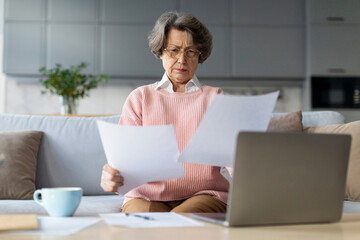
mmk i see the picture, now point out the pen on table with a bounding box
[125,213,155,221]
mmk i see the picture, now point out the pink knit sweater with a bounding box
[119,83,229,205]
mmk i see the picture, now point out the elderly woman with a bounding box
[100,11,229,213]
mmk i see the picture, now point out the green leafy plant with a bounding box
[39,62,110,114]
[39,62,109,99]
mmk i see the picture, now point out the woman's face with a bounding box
[161,28,199,92]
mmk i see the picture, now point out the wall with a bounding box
[5,76,138,114]
[0,0,5,113]
[5,78,302,114]
[1,0,303,115]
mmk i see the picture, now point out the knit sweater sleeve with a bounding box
[118,87,144,126]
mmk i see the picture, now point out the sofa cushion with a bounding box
[304,121,360,201]
[0,131,43,200]
[268,110,303,132]
[0,114,120,195]
[302,111,345,126]
[272,111,345,127]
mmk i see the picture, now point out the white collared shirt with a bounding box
[155,73,202,93]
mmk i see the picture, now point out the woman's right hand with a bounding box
[100,163,124,193]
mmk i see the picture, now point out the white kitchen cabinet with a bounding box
[232,0,304,26]
[232,27,305,77]
[4,23,45,74]
[309,0,360,76]
[100,25,162,76]
[180,0,230,26]
[231,0,305,78]
[47,24,97,72]
[101,0,177,24]
[48,0,97,22]
[3,0,306,79]
[310,0,360,24]
[5,0,45,20]
[310,25,360,76]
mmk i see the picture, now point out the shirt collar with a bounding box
[155,73,202,93]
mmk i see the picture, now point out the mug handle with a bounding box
[33,189,43,205]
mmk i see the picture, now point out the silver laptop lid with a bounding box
[227,132,351,226]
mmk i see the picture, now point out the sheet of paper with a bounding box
[100,212,204,228]
[9,216,100,235]
[178,91,279,167]
[97,121,185,195]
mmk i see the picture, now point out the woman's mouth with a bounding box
[174,68,187,73]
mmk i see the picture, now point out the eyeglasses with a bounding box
[163,47,201,59]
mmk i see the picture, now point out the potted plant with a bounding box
[39,62,110,115]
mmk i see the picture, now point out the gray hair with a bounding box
[148,11,212,63]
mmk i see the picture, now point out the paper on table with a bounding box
[178,91,279,167]
[9,216,101,235]
[100,212,204,228]
[97,121,185,195]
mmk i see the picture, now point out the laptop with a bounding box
[192,132,351,227]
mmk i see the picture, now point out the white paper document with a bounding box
[178,91,279,167]
[10,216,101,235]
[97,121,185,195]
[100,212,204,228]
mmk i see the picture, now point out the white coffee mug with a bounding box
[33,187,83,217]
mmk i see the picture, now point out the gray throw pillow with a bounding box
[0,131,43,200]
[267,110,303,132]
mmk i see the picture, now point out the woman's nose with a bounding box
[177,51,186,64]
